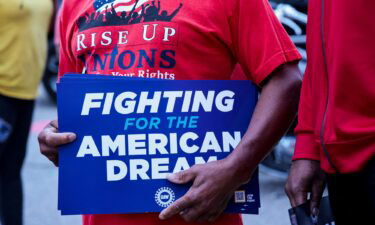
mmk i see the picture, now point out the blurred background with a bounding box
[10,0,309,224]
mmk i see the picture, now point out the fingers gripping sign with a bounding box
[159,168,197,220]
[159,160,243,223]
[38,120,77,166]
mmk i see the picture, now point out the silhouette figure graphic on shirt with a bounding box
[77,0,184,31]
[143,1,161,22]
[130,3,149,24]
[158,3,182,21]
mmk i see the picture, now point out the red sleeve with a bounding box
[58,0,77,79]
[229,0,301,85]
[292,67,320,161]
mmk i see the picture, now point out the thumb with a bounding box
[167,169,196,184]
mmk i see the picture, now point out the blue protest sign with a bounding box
[57,76,260,215]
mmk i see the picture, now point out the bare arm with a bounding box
[227,62,302,182]
[159,62,302,222]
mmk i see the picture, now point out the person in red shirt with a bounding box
[38,0,302,224]
[285,0,375,224]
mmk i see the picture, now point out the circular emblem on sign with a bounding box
[155,187,175,208]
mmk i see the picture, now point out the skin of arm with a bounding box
[158,61,302,222]
[227,62,302,182]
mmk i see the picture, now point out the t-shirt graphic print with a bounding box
[74,0,183,79]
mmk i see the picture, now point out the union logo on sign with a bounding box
[154,187,175,208]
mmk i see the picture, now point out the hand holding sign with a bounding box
[160,158,251,222]
[38,120,76,166]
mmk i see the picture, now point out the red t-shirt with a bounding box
[292,0,375,173]
[58,0,300,224]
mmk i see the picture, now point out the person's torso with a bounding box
[61,1,249,224]
[0,0,53,99]
[60,0,240,80]
[306,0,375,172]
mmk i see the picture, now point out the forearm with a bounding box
[227,62,302,182]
